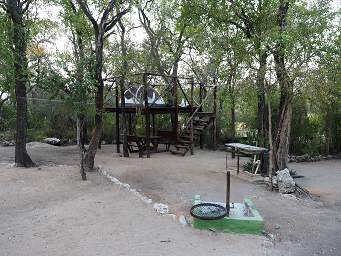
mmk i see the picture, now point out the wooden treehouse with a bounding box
[105,73,218,158]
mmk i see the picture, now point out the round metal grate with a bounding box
[190,203,227,220]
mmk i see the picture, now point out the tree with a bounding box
[1,0,35,167]
[58,0,96,179]
[138,0,190,79]
[0,11,13,118]
[272,0,332,170]
[75,0,129,171]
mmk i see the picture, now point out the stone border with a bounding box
[97,167,188,227]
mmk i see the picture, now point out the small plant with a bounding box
[243,159,254,173]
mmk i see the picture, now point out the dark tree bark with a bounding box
[227,64,237,142]
[78,114,86,180]
[5,0,35,167]
[118,18,129,157]
[256,52,268,147]
[324,103,334,154]
[76,0,129,171]
[273,0,292,171]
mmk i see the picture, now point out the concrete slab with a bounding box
[192,196,264,235]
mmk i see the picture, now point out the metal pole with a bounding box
[226,171,230,216]
[237,148,240,174]
[226,151,228,170]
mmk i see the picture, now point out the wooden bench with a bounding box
[126,135,146,158]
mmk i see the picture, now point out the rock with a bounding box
[1,140,15,147]
[43,138,61,146]
[295,155,302,162]
[303,153,310,161]
[153,203,169,215]
[178,215,188,227]
[276,168,296,194]
[272,176,278,188]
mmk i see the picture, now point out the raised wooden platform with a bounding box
[105,106,198,114]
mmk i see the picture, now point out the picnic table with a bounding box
[225,143,268,175]
[124,135,162,157]
[137,135,161,152]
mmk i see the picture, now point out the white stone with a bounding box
[178,215,188,227]
[153,203,169,214]
[43,138,61,146]
[276,168,296,194]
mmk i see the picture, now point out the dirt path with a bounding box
[290,160,341,208]
[0,164,273,256]
[1,144,341,255]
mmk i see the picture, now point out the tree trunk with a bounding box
[273,43,293,171]
[324,104,334,154]
[266,91,274,190]
[78,114,86,180]
[272,0,292,172]
[230,102,236,142]
[7,0,35,167]
[118,19,129,157]
[227,64,237,143]
[77,117,81,146]
[273,89,292,171]
[256,52,268,147]
[83,32,104,171]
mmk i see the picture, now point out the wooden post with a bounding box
[199,83,203,149]
[144,73,151,158]
[128,113,132,135]
[120,77,129,157]
[213,80,217,150]
[190,78,194,155]
[152,113,156,136]
[173,77,179,141]
[115,84,120,153]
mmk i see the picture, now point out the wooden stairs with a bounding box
[170,112,215,156]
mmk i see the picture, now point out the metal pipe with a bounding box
[226,171,230,216]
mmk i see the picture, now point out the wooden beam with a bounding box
[115,85,120,153]
[173,77,179,141]
[144,73,151,158]
[152,113,156,136]
[190,78,194,155]
[120,77,129,157]
[199,83,203,149]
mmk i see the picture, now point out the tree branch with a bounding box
[75,0,99,34]
[104,7,129,33]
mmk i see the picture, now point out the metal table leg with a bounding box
[237,148,240,175]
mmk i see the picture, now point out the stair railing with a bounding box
[184,84,218,129]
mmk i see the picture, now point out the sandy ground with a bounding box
[290,160,341,208]
[1,144,341,255]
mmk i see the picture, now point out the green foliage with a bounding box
[0,0,339,157]
[243,159,255,173]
